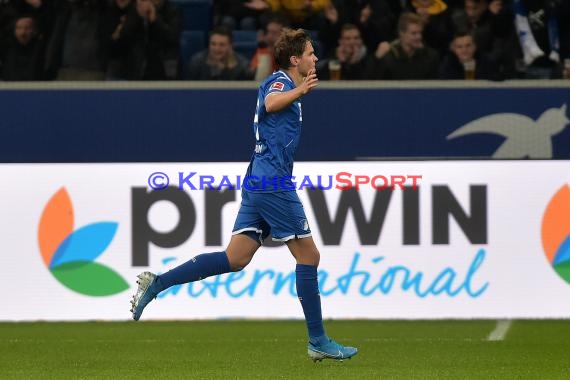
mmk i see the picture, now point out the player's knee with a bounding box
[312,249,321,267]
[225,234,259,271]
[228,256,252,272]
[298,246,320,266]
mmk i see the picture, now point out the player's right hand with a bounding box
[302,69,319,94]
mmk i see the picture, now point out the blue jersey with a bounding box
[244,70,302,192]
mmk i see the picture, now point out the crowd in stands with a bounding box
[0,0,569,81]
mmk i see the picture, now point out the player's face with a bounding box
[296,41,318,77]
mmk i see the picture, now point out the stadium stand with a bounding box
[180,30,207,79]
[232,30,258,61]
[171,0,212,32]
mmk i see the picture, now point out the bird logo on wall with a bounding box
[447,105,569,159]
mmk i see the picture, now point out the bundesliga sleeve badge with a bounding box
[270,82,285,91]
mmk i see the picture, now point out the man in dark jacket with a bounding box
[367,12,440,79]
[118,0,181,80]
[44,0,108,80]
[439,30,499,79]
[1,15,45,80]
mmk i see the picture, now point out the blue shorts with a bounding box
[232,190,312,243]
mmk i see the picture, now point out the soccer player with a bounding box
[130,28,358,362]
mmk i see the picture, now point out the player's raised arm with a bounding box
[265,69,318,113]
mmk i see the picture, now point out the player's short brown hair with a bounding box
[274,29,313,70]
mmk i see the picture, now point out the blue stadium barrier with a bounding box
[0,83,569,162]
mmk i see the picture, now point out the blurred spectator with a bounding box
[247,0,331,29]
[456,0,489,29]
[249,15,287,80]
[318,0,349,58]
[1,14,45,80]
[188,26,251,80]
[103,0,133,80]
[452,0,517,78]
[367,12,440,79]
[560,0,570,64]
[358,1,398,53]
[408,0,454,56]
[214,0,270,31]
[44,0,107,80]
[118,0,181,80]
[318,23,371,79]
[513,0,566,79]
[0,0,54,41]
[319,1,397,57]
[439,30,498,79]
[443,0,465,10]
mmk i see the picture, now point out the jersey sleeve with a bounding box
[264,77,294,100]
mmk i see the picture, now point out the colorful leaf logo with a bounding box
[38,188,129,296]
[541,184,570,284]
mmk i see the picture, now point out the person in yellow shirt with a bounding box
[245,0,330,29]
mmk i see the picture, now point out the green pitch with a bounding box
[1,320,569,379]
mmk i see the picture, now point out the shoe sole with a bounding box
[308,348,357,362]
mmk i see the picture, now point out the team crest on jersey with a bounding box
[270,82,285,91]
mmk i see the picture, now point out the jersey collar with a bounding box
[276,70,295,87]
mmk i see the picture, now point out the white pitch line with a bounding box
[487,320,512,341]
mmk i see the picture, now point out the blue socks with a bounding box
[296,264,326,344]
[155,255,327,344]
[156,251,230,291]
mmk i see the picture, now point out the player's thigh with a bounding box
[286,236,320,266]
[256,191,312,241]
[232,191,272,242]
[226,234,260,271]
